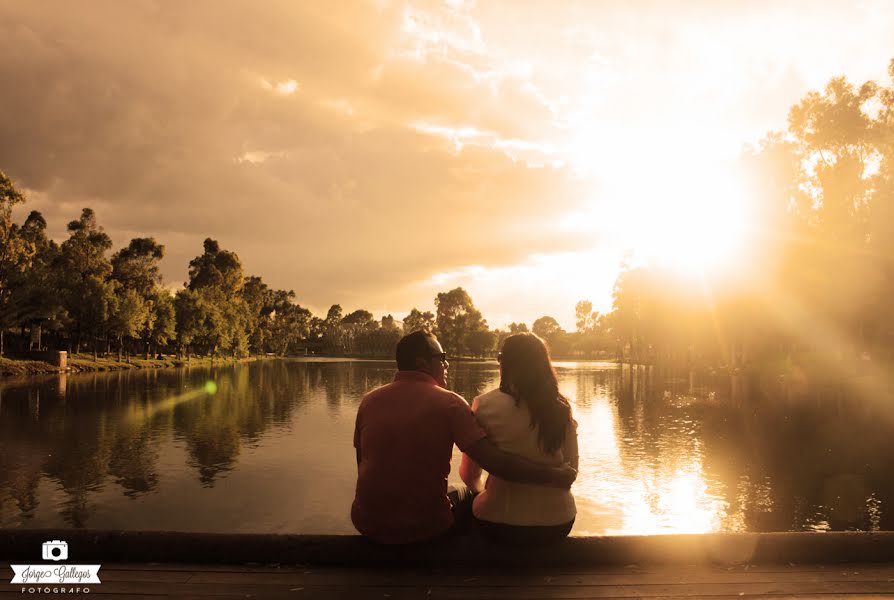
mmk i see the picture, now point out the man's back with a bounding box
[351,371,485,544]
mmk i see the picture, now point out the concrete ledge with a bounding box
[2,531,894,566]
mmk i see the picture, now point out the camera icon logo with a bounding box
[42,540,68,562]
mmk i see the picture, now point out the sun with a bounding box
[609,167,752,275]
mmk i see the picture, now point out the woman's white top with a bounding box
[470,388,578,526]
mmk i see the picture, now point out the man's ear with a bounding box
[414,356,429,371]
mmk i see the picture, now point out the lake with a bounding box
[1,358,893,534]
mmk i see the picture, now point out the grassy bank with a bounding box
[0,354,256,377]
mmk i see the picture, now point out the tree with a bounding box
[185,239,250,357]
[467,328,496,357]
[111,238,165,296]
[322,304,346,354]
[308,316,326,344]
[242,276,274,354]
[435,287,488,356]
[15,211,63,331]
[575,301,596,333]
[342,309,374,326]
[58,208,115,357]
[269,302,312,356]
[174,288,203,359]
[108,286,149,361]
[507,322,528,334]
[111,237,168,358]
[402,308,435,333]
[339,309,377,354]
[532,316,564,340]
[325,304,343,326]
[147,290,176,356]
[188,238,244,298]
[0,171,29,356]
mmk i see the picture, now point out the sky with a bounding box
[2,1,892,330]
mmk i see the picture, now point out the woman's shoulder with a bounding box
[473,388,517,414]
[474,387,513,404]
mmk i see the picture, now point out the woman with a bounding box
[460,332,578,544]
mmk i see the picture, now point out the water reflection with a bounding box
[0,359,893,533]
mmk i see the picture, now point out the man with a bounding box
[351,330,576,544]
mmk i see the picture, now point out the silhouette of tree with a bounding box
[402,307,435,333]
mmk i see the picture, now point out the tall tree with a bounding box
[111,238,165,296]
[242,276,274,354]
[108,286,149,361]
[322,304,346,354]
[111,237,167,358]
[58,208,115,357]
[174,288,203,359]
[342,309,374,326]
[147,289,176,357]
[575,301,596,333]
[435,287,487,356]
[402,308,435,333]
[0,171,29,356]
[184,239,250,357]
[507,322,528,334]
[269,302,312,356]
[532,316,563,340]
[12,211,63,350]
[188,238,244,298]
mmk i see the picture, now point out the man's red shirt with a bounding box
[351,371,487,544]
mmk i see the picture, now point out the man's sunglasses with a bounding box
[430,352,448,362]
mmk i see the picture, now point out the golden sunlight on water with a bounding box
[558,367,728,535]
[5,361,892,533]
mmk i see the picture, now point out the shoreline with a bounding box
[0,353,619,377]
[0,355,258,377]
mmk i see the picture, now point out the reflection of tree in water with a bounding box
[322,362,348,409]
[0,363,309,520]
[43,427,113,527]
[108,425,160,496]
[603,365,894,532]
[0,375,111,526]
[175,369,250,485]
[306,361,394,410]
[173,361,306,485]
[733,395,894,532]
[0,436,44,522]
[612,365,692,469]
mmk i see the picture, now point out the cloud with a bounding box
[0,0,591,318]
[2,0,892,322]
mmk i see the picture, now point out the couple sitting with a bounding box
[351,330,579,545]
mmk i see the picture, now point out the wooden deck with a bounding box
[5,561,894,598]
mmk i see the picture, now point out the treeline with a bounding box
[0,192,403,360]
[608,60,894,371]
[0,186,610,360]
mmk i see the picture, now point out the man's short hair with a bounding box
[396,331,437,370]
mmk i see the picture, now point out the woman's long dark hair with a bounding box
[498,332,572,454]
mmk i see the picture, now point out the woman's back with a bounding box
[471,388,578,527]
